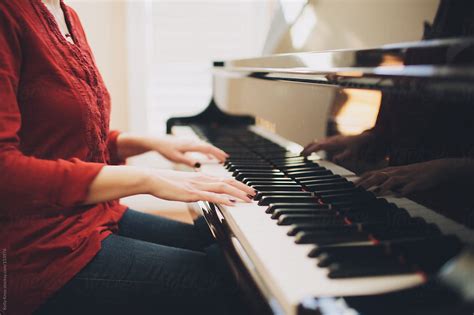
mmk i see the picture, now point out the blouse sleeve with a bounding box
[0,8,104,217]
[107,130,126,165]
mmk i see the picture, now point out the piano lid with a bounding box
[215,37,474,83]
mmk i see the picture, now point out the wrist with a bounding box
[117,133,158,159]
[132,167,155,195]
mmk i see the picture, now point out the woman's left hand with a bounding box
[355,159,462,196]
[151,136,228,167]
[117,133,228,167]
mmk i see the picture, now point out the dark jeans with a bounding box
[36,209,244,315]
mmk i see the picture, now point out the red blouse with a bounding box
[0,1,127,314]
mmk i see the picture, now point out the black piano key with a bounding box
[228,165,275,172]
[294,230,370,245]
[327,260,413,278]
[329,198,386,209]
[234,167,281,173]
[233,169,282,177]
[334,198,389,211]
[253,185,303,192]
[296,174,344,183]
[258,196,318,206]
[368,223,440,241]
[308,244,386,258]
[316,186,365,195]
[266,203,330,214]
[272,157,307,163]
[300,176,347,185]
[287,223,362,236]
[225,160,267,166]
[243,177,294,185]
[247,179,298,186]
[283,166,327,173]
[317,250,388,268]
[236,172,286,181]
[346,213,409,226]
[254,191,312,201]
[264,152,302,159]
[312,236,462,274]
[320,191,375,203]
[235,170,285,176]
[255,152,291,157]
[226,163,267,169]
[306,181,354,192]
[341,204,405,217]
[224,151,254,155]
[277,214,343,226]
[278,163,319,170]
[271,208,335,219]
[273,162,311,168]
[288,170,333,178]
[225,159,268,163]
[388,235,463,273]
[254,148,288,153]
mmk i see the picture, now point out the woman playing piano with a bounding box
[0,1,254,314]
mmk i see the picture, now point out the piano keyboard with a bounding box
[173,125,474,315]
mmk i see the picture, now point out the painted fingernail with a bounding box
[194,162,201,168]
[229,199,236,203]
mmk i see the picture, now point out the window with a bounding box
[127,0,275,134]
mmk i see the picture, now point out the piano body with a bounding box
[167,36,474,315]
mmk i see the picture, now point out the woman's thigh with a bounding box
[36,234,241,315]
[118,208,215,251]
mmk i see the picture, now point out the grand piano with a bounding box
[166,35,474,315]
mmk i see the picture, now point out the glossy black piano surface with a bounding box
[167,37,474,315]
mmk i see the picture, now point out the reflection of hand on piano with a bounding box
[301,132,376,163]
[356,158,474,197]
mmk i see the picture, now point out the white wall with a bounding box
[67,0,130,132]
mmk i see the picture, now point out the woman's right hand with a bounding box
[147,170,256,206]
[85,166,256,206]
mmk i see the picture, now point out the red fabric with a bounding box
[107,130,126,165]
[0,1,127,314]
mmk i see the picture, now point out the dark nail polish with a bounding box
[230,199,236,203]
[194,162,201,168]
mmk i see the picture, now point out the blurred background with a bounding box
[68,0,438,135]
[67,0,439,215]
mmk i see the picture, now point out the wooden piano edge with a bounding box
[195,200,276,315]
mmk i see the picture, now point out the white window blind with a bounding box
[128,0,275,134]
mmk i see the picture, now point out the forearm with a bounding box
[84,165,151,204]
[115,133,157,160]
